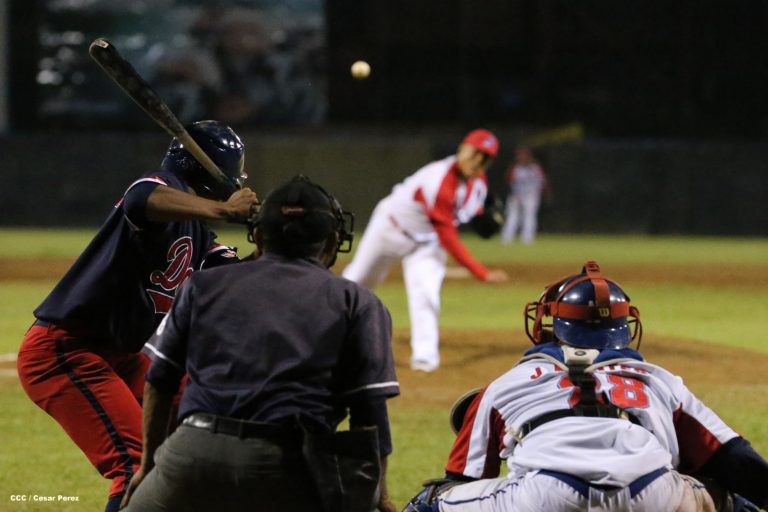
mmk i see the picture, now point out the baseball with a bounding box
[350,60,371,80]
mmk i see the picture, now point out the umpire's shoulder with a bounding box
[333,273,388,313]
[190,259,248,286]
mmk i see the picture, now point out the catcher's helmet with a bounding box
[254,174,354,257]
[524,261,642,350]
[161,120,246,201]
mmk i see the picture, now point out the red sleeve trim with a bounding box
[445,387,504,478]
[446,387,486,475]
[673,405,724,472]
[482,408,505,478]
[433,222,488,280]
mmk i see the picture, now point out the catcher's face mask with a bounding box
[524,260,642,350]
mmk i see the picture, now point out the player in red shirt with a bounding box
[342,129,508,372]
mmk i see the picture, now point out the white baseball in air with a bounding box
[351,60,371,79]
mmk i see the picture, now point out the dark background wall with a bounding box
[325,0,768,138]
[2,129,765,236]
[3,1,768,235]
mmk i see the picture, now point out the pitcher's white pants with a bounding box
[501,192,541,244]
[342,205,446,370]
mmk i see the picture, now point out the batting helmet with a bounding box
[161,120,246,201]
[524,261,642,350]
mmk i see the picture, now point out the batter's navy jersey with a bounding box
[34,170,237,352]
[143,253,400,431]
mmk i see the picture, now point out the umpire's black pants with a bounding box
[123,423,318,511]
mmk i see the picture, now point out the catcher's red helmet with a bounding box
[524,261,642,349]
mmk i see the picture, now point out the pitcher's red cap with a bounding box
[462,129,499,157]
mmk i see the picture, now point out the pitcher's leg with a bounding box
[342,210,405,288]
[403,244,446,371]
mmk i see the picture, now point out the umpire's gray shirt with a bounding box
[143,253,399,431]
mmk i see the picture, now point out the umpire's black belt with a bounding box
[182,413,298,440]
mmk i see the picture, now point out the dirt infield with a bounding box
[3,327,765,410]
[0,257,73,281]
[2,257,767,287]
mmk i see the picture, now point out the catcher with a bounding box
[404,261,768,512]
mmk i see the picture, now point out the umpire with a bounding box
[122,175,400,512]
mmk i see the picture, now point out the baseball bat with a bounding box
[88,37,231,187]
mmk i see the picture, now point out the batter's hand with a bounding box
[224,187,259,221]
[485,268,509,283]
[119,465,147,510]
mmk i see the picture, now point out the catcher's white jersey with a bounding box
[447,345,739,487]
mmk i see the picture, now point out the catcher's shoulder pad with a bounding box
[449,387,483,434]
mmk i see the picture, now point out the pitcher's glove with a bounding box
[469,192,504,239]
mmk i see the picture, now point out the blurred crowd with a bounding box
[37,3,327,126]
[148,7,327,125]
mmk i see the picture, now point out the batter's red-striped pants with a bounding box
[17,321,147,504]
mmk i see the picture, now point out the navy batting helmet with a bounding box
[524,261,642,350]
[161,120,246,201]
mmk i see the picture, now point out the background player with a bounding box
[122,175,399,512]
[500,145,550,245]
[405,261,768,511]
[16,120,259,512]
[342,129,509,373]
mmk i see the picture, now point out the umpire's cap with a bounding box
[257,175,354,254]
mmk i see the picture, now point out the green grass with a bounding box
[0,387,104,510]
[1,228,767,510]
[5,227,763,266]
[376,280,768,354]
[458,233,768,266]
[634,284,768,353]
[0,283,52,354]
[0,228,94,258]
